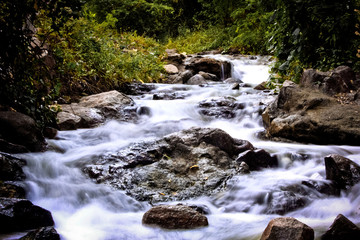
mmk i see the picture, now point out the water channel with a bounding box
[12,55,360,239]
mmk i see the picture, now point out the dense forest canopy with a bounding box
[1,0,360,126]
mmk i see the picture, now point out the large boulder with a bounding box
[321,214,360,240]
[262,84,360,145]
[142,205,208,229]
[57,90,137,130]
[324,154,360,190]
[300,66,356,95]
[186,57,232,80]
[260,217,314,240]
[0,111,46,153]
[0,198,54,233]
[83,127,276,203]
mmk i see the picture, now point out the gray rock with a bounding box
[301,66,356,95]
[262,84,360,145]
[187,74,207,85]
[260,217,314,240]
[84,127,257,202]
[198,96,245,119]
[142,205,208,229]
[236,149,278,171]
[57,90,136,130]
[164,64,179,74]
[325,154,360,190]
[0,111,46,153]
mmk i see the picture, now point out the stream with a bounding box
[11,55,360,239]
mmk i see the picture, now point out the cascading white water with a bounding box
[7,55,360,240]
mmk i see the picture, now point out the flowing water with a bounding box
[8,55,360,239]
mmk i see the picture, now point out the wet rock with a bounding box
[231,83,240,90]
[266,191,307,215]
[321,214,360,240]
[120,82,155,95]
[198,97,245,119]
[0,111,46,153]
[262,84,360,145]
[301,66,356,96]
[57,90,137,130]
[0,182,26,198]
[324,154,360,190]
[0,198,54,233]
[84,127,257,202]
[136,106,151,116]
[43,127,57,139]
[198,71,219,82]
[19,226,60,240]
[187,74,207,85]
[301,180,340,196]
[153,92,187,100]
[142,205,208,229]
[254,81,268,90]
[176,70,194,84]
[260,217,314,240]
[0,153,26,181]
[225,78,243,84]
[164,64,179,74]
[235,149,278,171]
[186,57,231,80]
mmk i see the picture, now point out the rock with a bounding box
[19,226,60,240]
[186,57,232,80]
[198,71,219,82]
[153,92,187,100]
[231,83,240,90]
[236,149,278,171]
[265,191,307,215]
[43,127,57,139]
[84,127,257,202]
[301,180,340,196]
[164,49,186,66]
[164,64,179,74]
[0,182,26,198]
[254,81,268,90]
[262,84,360,145]
[142,205,208,229]
[120,82,155,95]
[0,153,26,181]
[0,111,46,153]
[324,154,360,189]
[321,214,360,240]
[177,70,194,84]
[0,198,54,233]
[260,217,314,240]
[57,90,136,130]
[187,74,207,85]
[225,78,243,84]
[136,106,151,116]
[300,66,356,95]
[198,97,245,119]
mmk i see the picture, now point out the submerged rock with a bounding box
[260,217,314,240]
[324,154,360,190]
[0,111,46,153]
[142,205,208,229]
[57,90,137,130]
[198,96,245,119]
[84,127,276,203]
[321,214,360,240]
[0,198,54,233]
[262,84,360,145]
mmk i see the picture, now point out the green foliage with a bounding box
[0,0,83,127]
[45,11,166,97]
[265,0,360,81]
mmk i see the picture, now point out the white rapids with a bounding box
[6,55,360,240]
